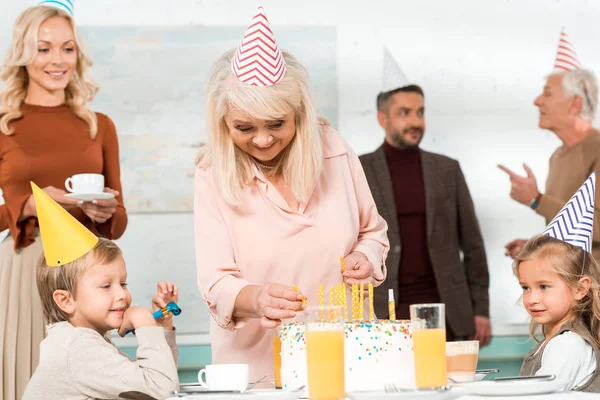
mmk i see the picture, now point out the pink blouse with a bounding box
[194,125,389,383]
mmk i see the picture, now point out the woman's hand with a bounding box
[77,187,120,224]
[235,283,305,329]
[256,283,305,328]
[152,280,179,331]
[341,251,375,287]
[21,186,79,220]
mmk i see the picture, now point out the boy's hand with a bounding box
[152,281,179,330]
[118,306,156,337]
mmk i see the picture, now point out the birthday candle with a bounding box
[292,284,306,305]
[359,282,364,321]
[352,284,358,320]
[319,284,324,307]
[368,283,374,320]
[339,256,346,272]
[350,284,353,320]
[351,284,355,320]
[329,285,334,306]
[342,284,348,321]
[388,289,396,320]
[319,284,324,321]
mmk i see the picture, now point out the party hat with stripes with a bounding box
[554,28,581,71]
[232,6,287,86]
[39,0,74,15]
[542,173,595,253]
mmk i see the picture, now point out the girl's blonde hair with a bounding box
[36,238,123,324]
[196,49,324,206]
[513,235,600,353]
[0,5,99,137]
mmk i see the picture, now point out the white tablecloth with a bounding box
[167,389,598,399]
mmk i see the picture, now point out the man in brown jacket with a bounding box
[359,85,491,345]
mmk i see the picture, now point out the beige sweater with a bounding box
[22,322,179,400]
[537,130,600,260]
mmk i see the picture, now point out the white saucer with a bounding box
[65,192,115,201]
[456,379,564,396]
[347,388,457,400]
[169,388,301,399]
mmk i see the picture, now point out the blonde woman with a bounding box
[194,8,389,384]
[0,4,127,398]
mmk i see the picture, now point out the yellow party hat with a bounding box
[31,182,98,266]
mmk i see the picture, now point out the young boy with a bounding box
[23,183,179,399]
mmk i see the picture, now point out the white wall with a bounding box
[2,0,599,344]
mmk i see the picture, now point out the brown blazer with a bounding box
[359,145,489,337]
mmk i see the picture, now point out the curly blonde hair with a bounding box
[0,5,99,137]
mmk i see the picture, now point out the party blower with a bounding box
[125,301,182,335]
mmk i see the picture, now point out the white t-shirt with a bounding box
[535,331,596,391]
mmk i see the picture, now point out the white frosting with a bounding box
[279,320,415,392]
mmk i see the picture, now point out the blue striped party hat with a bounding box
[39,0,74,15]
[542,173,596,253]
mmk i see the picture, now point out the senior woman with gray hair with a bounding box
[499,67,600,259]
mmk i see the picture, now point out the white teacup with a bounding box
[65,173,104,194]
[197,364,249,392]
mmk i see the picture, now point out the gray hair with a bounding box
[553,69,598,121]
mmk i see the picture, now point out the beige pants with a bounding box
[0,233,45,400]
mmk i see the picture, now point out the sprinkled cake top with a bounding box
[280,319,412,344]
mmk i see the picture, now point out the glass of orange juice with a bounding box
[410,303,447,389]
[305,306,345,400]
[272,327,282,389]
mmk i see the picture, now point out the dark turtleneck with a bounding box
[382,141,440,321]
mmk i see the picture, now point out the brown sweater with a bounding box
[0,104,127,248]
[537,130,600,260]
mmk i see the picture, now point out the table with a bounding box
[167,389,598,399]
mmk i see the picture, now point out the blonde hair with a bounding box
[513,235,600,353]
[196,49,324,206]
[36,238,122,324]
[0,5,99,137]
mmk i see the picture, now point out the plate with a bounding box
[347,388,458,400]
[65,192,115,201]
[456,379,565,396]
[169,388,301,399]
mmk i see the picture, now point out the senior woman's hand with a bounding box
[234,283,305,328]
[341,251,375,287]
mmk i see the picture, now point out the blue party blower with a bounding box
[125,301,182,335]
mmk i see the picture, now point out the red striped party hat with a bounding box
[232,6,287,86]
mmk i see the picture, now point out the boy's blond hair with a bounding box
[36,238,122,324]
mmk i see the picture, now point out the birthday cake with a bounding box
[279,320,415,392]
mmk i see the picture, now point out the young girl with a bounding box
[514,234,600,392]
